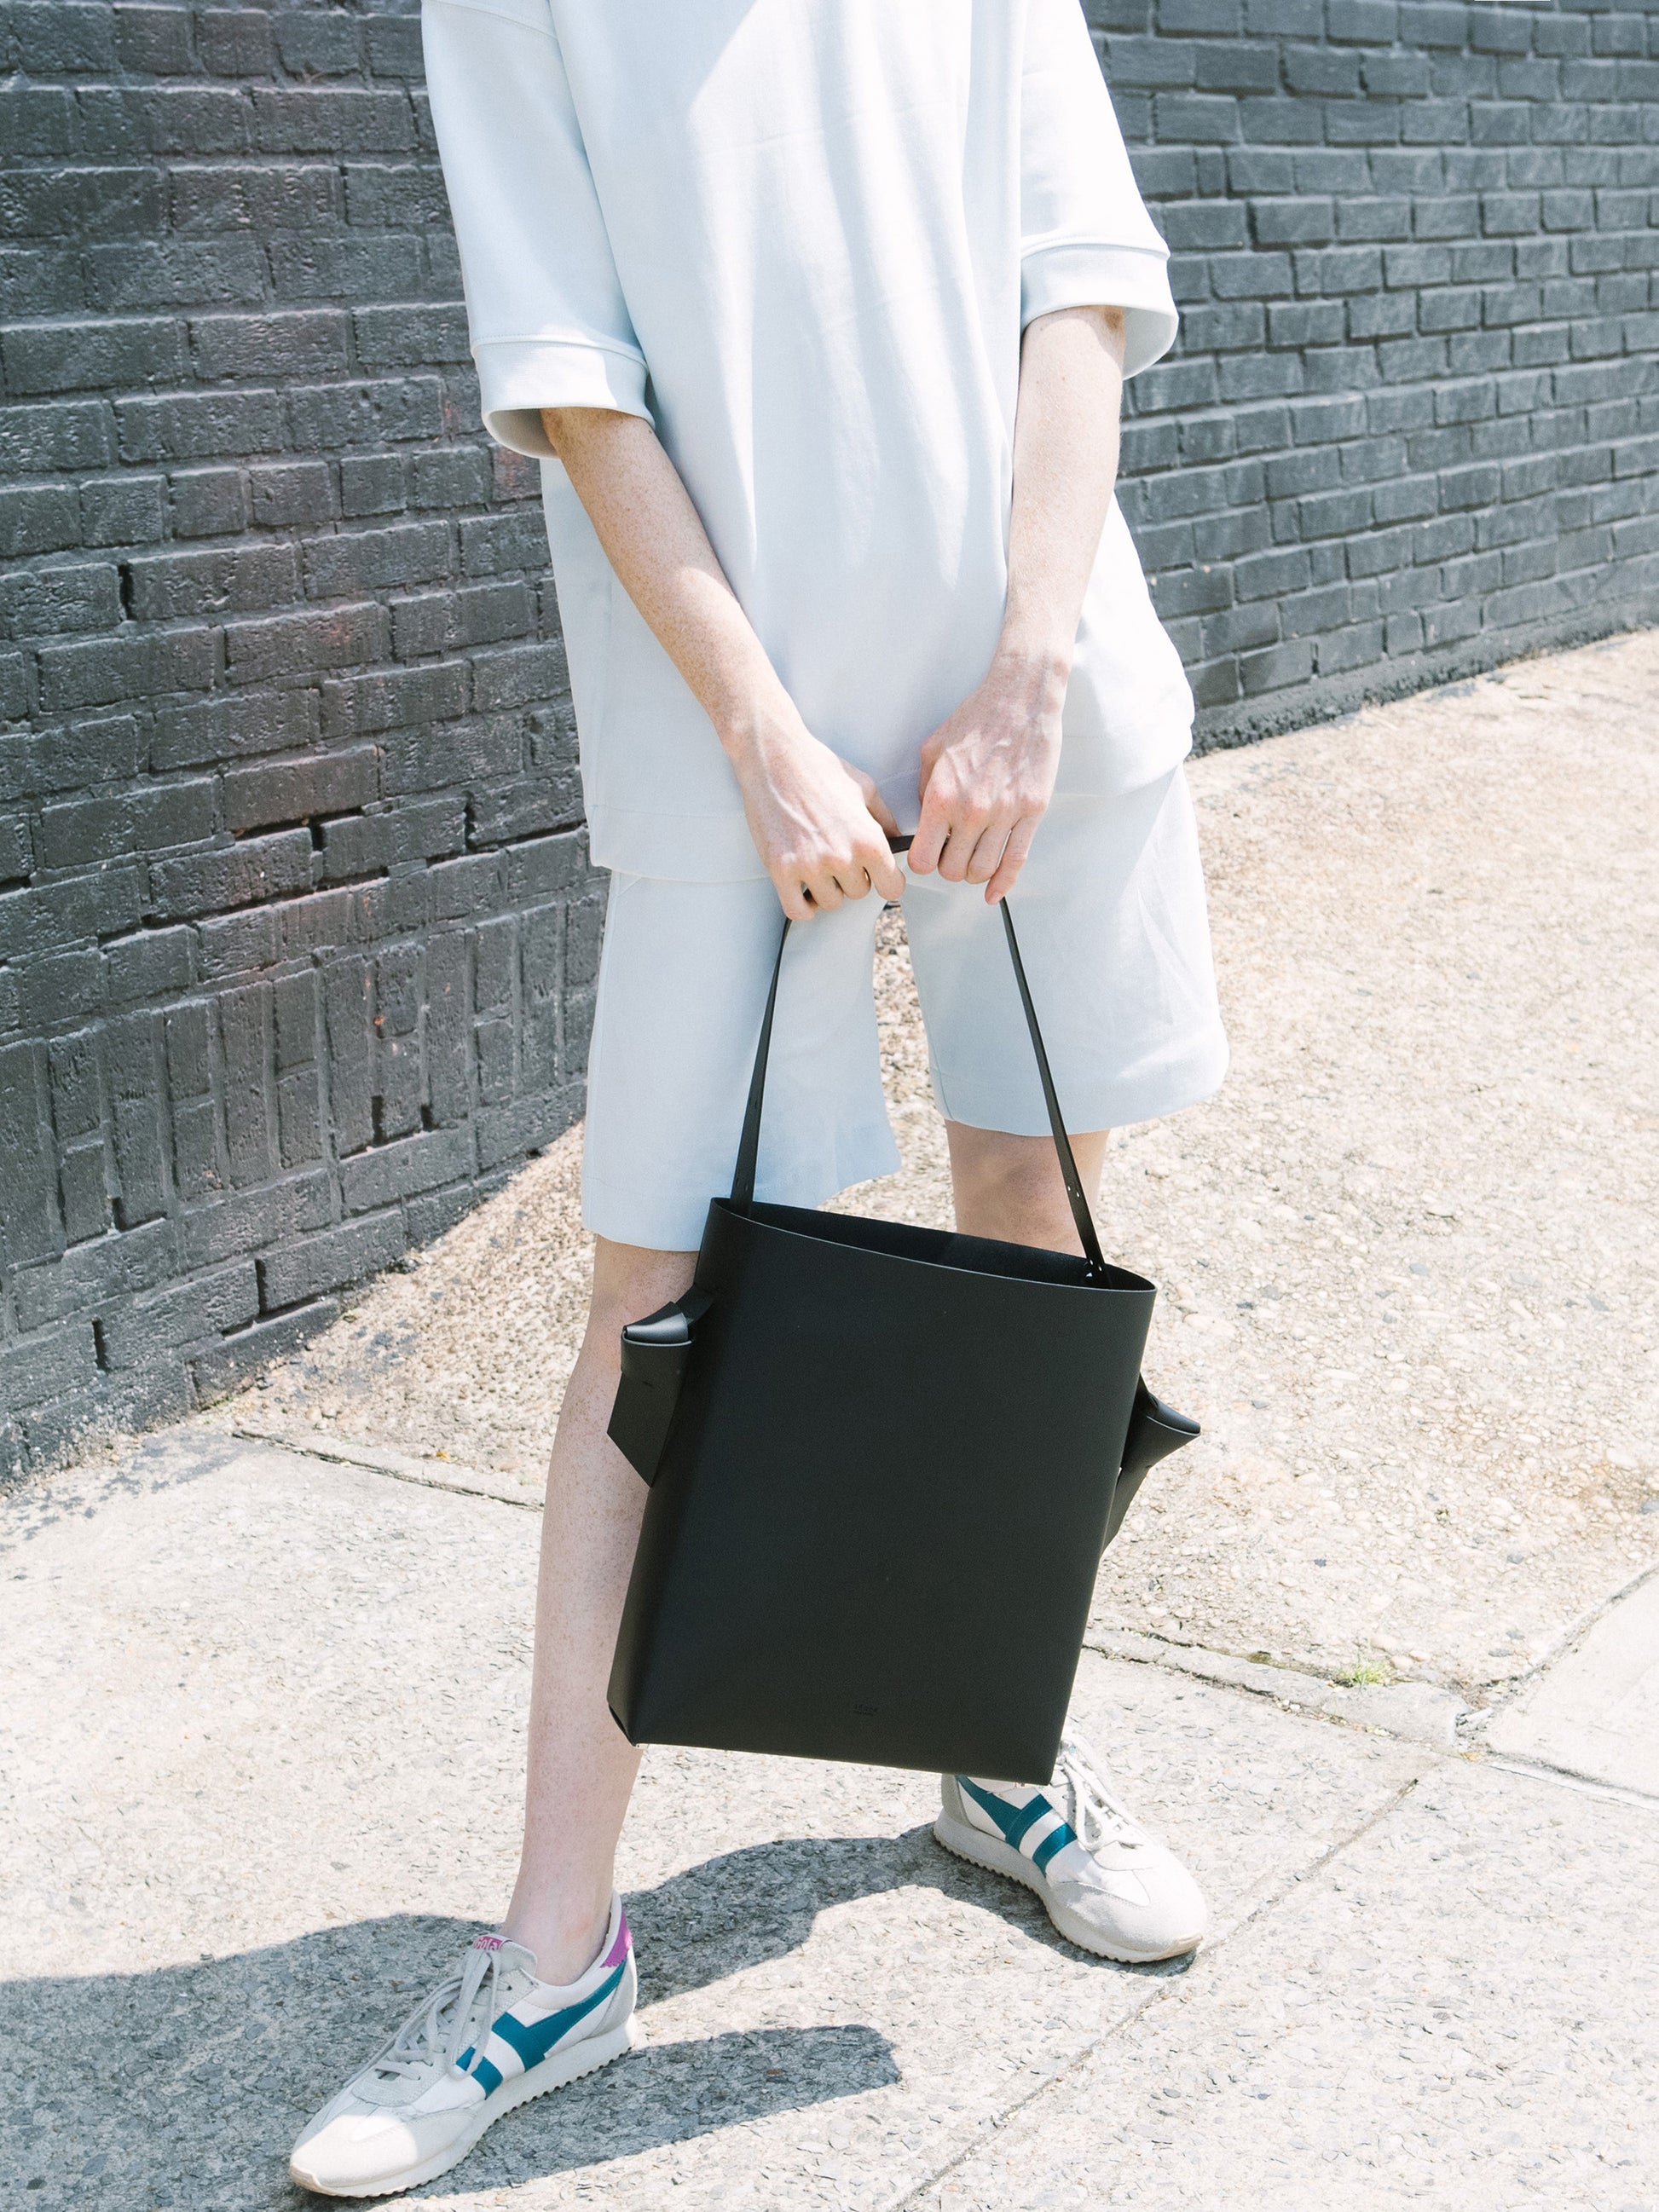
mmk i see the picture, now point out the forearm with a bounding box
[542,404,902,915]
[998,305,1125,681]
[540,406,787,754]
[908,304,1126,898]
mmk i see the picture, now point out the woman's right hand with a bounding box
[725,707,906,920]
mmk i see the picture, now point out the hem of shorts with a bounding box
[928,1027,1229,1136]
[587,804,766,885]
[581,1121,902,1251]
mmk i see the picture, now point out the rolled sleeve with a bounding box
[423,0,650,458]
[1020,0,1178,378]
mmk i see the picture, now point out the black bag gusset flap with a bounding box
[608,1288,713,1485]
[1102,1380,1199,1551]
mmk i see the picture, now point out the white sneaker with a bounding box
[935,1731,1207,1963]
[288,1896,637,2198]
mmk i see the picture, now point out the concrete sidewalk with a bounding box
[6,634,1658,2208]
[3,1430,1656,2211]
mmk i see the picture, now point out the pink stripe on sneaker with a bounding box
[602,1908,632,1969]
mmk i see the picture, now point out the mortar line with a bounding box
[885,1772,1427,2212]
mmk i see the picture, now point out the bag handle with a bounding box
[730,840,1112,1285]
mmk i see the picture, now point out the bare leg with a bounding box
[500,1236,695,1984]
[945,1122,1110,1250]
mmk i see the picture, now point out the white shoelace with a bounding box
[372,1943,507,2085]
[1054,1733,1148,1857]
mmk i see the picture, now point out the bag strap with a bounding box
[731,843,1112,1284]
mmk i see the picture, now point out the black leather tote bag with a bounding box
[606,886,1198,1781]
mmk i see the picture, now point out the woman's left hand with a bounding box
[907,649,1066,904]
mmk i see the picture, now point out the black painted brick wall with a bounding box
[0,0,599,1481]
[1094,0,1659,733]
[2,0,1656,1479]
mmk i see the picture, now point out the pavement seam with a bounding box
[1455,1553,1659,1732]
[884,1770,1430,2212]
[227,1422,541,1510]
[1483,1754,1659,1816]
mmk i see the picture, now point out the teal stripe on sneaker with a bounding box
[1031,1820,1077,1874]
[469,2053,503,2095]
[491,1961,624,2074]
[958,1776,1050,1851]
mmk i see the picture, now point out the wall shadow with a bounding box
[5,1821,1178,2208]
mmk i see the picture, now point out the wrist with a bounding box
[714,684,806,770]
[990,635,1072,709]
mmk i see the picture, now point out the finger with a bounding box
[907,788,951,875]
[852,771,901,842]
[964,817,1015,886]
[862,787,902,835]
[985,813,1039,904]
[805,867,845,912]
[936,811,990,882]
[774,870,815,922]
[856,834,907,902]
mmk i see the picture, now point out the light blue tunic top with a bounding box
[423,0,1194,878]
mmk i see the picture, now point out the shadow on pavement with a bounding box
[7,1824,1176,2207]
[2,1833,910,2209]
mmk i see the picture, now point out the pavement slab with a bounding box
[2,1437,1430,2212]
[909,1759,1659,2212]
[1484,1568,1659,1796]
[223,629,1659,1699]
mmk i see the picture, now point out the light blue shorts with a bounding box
[581,771,1228,1250]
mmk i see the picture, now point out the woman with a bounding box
[290,0,1227,2193]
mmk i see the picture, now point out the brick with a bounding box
[11,1216,176,1330]
[80,473,165,547]
[115,387,285,463]
[224,602,387,686]
[178,1167,332,1271]
[251,87,413,155]
[0,1040,61,1264]
[248,461,334,529]
[171,162,336,234]
[286,374,445,449]
[189,1297,340,1403]
[340,1123,472,1214]
[37,627,217,713]
[147,829,314,921]
[0,483,81,559]
[102,925,194,1006]
[458,511,548,580]
[3,317,185,396]
[169,466,248,539]
[0,165,163,243]
[96,1261,261,1367]
[111,6,194,74]
[191,309,349,381]
[321,661,468,742]
[124,542,298,622]
[339,453,407,517]
[0,1323,96,1411]
[39,779,216,869]
[257,1209,406,1312]
[223,747,379,834]
[0,562,121,648]
[152,687,318,771]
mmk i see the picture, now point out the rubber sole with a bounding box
[288,2016,639,2199]
[933,1812,1204,1965]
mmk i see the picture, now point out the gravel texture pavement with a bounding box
[228,629,1659,1703]
[4,1435,1654,2210]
